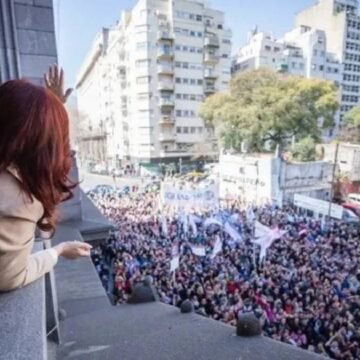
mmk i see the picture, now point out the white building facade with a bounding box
[219,153,333,207]
[295,0,360,130]
[232,26,342,138]
[76,0,232,169]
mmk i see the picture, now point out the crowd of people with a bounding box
[89,187,360,360]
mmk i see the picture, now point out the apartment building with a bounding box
[76,0,232,169]
[295,0,360,128]
[232,27,342,138]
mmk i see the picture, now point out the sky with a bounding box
[53,0,316,87]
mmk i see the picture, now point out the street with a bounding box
[78,170,143,192]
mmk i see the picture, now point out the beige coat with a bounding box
[0,168,56,291]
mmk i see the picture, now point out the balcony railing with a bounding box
[159,98,175,107]
[158,81,174,91]
[157,64,174,74]
[159,132,175,142]
[204,69,218,78]
[159,115,175,125]
[204,36,220,48]
[204,52,220,63]
[158,47,174,59]
[158,30,174,41]
[204,84,217,94]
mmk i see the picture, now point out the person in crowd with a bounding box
[0,66,92,292]
[89,187,360,360]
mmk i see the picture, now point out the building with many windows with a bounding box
[232,25,342,138]
[295,0,360,127]
[76,0,232,169]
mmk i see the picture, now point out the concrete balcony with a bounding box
[158,80,174,91]
[159,132,176,142]
[204,52,220,64]
[158,30,174,41]
[159,115,175,125]
[157,63,174,75]
[157,47,174,59]
[204,69,218,79]
[159,98,175,108]
[204,84,217,95]
[204,35,220,48]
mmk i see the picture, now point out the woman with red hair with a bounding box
[0,67,92,291]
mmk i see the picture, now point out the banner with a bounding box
[204,217,223,228]
[161,216,168,236]
[161,183,219,209]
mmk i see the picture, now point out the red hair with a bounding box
[0,79,76,233]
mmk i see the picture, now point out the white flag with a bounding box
[190,245,206,257]
[253,222,286,262]
[161,216,168,236]
[224,222,243,242]
[170,256,180,272]
[188,215,198,236]
[204,217,223,228]
[210,236,222,259]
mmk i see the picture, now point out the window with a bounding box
[312,64,317,70]
[197,32,203,37]
[176,94,181,99]
[319,65,324,71]
[190,31,195,37]
[183,78,189,84]
[176,78,181,84]
[176,110,182,117]
[274,47,280,53]
[175,61,181,68]
[183,127,189,134]
[183,94,189,100]
[177,127,182,134]
[292,62,296,68]
[190,79,196,85]
[196,15,202,21]
[191,127,196,134]
[313,49,318,56]
[222,54,229,58]
[197,79,203,85]
[189,46,196,53]
[222,39,231,44]
[265,45,271,51]
[197,127,203,134]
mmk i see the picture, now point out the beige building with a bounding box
[76,0,232,169]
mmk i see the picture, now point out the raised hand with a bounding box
[44,64,73,103]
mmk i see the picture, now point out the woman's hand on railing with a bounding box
[54,241,92,260]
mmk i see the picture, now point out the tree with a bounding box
[291,136,317,162]
[338,106,360,143]
[199,69,339,152]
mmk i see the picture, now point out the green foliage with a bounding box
[199,69,339,152]
[338,106,360,143]
[291,136,317,162]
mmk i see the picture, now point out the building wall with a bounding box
[219,153,332,206]
[0,0,57,85]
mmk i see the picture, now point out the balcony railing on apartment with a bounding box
[159,132,175,142]
[204,35,220,48]
[157,47,174,59]
[204,84,217,94]
[204,69,218,79]
[158,30,174,41]
[157,63,174,74]
[158,80,174,91]
[159,98,175,107]
[204,52,220,63]
[159,115,175,125]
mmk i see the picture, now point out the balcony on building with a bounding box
[159,114,175,125]
[158,80,174,91]
[158,30,174,41]
[204,34,220,48]
[159,132,175,142]
[158,45,174,59]
[204,82,217,95]
[204,50,220,64]
[159,96,175,108]
[157,62,174,75]
[204,68,218,79]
